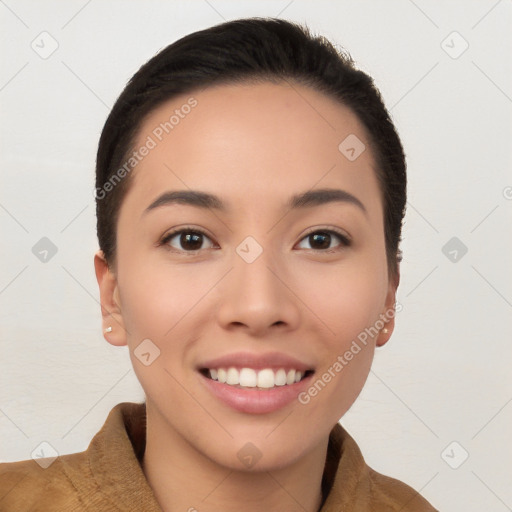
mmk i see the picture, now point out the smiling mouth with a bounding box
[200,367,315,389]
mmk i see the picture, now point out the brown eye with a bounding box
[297,230,351,251]
[161,229,215,252]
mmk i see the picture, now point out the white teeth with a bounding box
[226,367,239,385]
[206,367,309,389]
[275,368,287,386]
[239,368,257,387]
[257,369,275,388]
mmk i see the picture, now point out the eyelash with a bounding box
[158,226,352,255]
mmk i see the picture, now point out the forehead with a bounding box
[123,81,381,218]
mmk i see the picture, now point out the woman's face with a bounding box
[96,81,397,471]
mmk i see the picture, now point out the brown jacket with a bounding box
[0,402,437,511]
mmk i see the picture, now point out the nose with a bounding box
[214,244,301,336]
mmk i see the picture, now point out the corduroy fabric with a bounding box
[0,402,437,511]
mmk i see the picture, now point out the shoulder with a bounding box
[324,423,438,511]
[366,466,438,511]
[0,450,98,512]
[0,402,151,512]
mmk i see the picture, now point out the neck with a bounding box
[141,403,329,512]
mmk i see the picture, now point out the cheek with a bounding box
[297,268,382,410]
[298,344,375,430]
[117,257,220,393]
[117,265,200,404]
[303,257,386,338]
[294,261,384,418]
[117,250,209,337]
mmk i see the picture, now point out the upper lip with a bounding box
[198,351,315,372]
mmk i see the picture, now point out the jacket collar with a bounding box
[88,402,162,510]
[88,401,367,511]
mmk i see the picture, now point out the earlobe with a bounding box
[376,267,400,348]
[376,321,393,347]
[94,250,128,347]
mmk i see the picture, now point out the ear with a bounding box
[94,250,127,346]
[376,267,400,348]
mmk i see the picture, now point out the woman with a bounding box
[0,17,437,511]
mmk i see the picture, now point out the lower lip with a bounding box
[198,372,314,414]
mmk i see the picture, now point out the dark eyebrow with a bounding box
[142,188,366,216]
[142,190,227,216]
[286,188,367,215]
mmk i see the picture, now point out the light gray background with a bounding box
[1,1,511,510]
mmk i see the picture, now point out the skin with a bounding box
[94,81,399,512]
